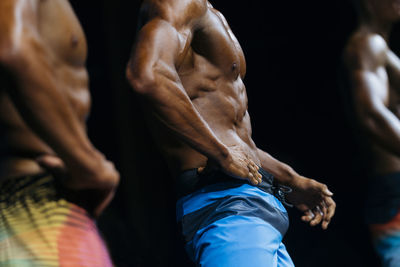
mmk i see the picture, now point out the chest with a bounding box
[37,0,87,66]
[185,9,246,79]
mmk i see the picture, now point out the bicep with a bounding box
[351,69,388,118]
[127,19,182,90]
[0,0,39,62]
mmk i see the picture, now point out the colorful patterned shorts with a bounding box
[366,172,400,267]
[0,173,113,267]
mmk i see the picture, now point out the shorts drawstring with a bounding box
[272,184,293,208]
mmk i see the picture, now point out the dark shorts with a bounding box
[176,168,294,267]
[365,172,400,266]
[365,172,400,224]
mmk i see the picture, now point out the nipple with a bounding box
[232,62,238,71]
[71,35,79,48]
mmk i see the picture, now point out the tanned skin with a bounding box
[344,0,400,176]
[0,0,119,217]
[127,0,335,229]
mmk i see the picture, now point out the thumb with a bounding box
[322,185,333,197]
[199,158,219,174]
[36,155,66,172]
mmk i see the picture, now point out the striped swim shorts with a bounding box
[0,173,113,267]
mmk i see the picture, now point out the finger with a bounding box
[301,210,314,222]
[321,184,333,197]
[322,197,336,229]
[92,188,116,218]
[248,163,257,173]
[253,163,260,174]
[36,155,65,170]
[249,172,259,185]
[310,206,323,226]
[257,172,262,183]
[248,160,258,170]
[248,162,262,183]
[197,166,205,173]
[249,166,261,184]
[248,170,260,184]
[251,164,262,179]
[320,202,328,229]
[253,172,261,185]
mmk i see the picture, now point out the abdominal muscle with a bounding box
[0,92,53,180]
[370,143,400,176]
[155,77,260,176]
[0,76,90,181]
[159,124,260,177]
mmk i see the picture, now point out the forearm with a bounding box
[140,76,229,162]
[2,49,101,185]
[352,69,400,156]
[360,105,400,157]
[257,148,298,186]
[128,19,229,164]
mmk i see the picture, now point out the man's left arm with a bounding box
[257,148,336,230]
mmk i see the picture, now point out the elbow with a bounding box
[357,106,383,132]
[0,45,21,76]
[0,41,30,70]
[0,30,39,67]
[126,62,156,96]
[0,43,14,66]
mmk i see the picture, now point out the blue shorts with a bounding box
[176,169,294,267]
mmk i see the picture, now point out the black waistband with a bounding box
[177,168,293,207]
[176,167,274,198]
[0,172,54,203]
[365,172,400,224]
[0,172,50,191]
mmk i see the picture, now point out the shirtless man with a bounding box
[127,0,336,266]
[0,0,119,266]
[344,0,400,266]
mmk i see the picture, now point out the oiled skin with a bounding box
[127,0,335,229]
[344,0,400,176]
[0,0,119,216]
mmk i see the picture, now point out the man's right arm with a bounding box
[126,18,261,184]
[0,0,118,192]
[346,37,400,157]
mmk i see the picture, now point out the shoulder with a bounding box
[140,0,208,30]
[0,0,39,62]
[344,32,388,70]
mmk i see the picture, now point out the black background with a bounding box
[68,0,400,266]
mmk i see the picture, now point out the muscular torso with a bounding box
[346,32,400,176]
[0,0,90,178]
[371,55,400,175]
[142,1,260,175]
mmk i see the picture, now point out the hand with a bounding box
[286,175,336,230]
[37,154,120,218]
[216,145,262,185]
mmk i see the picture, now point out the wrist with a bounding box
[64,144,97,169]
[211,143,230,165]
[64,149,108,188]
[274,165,298,186]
